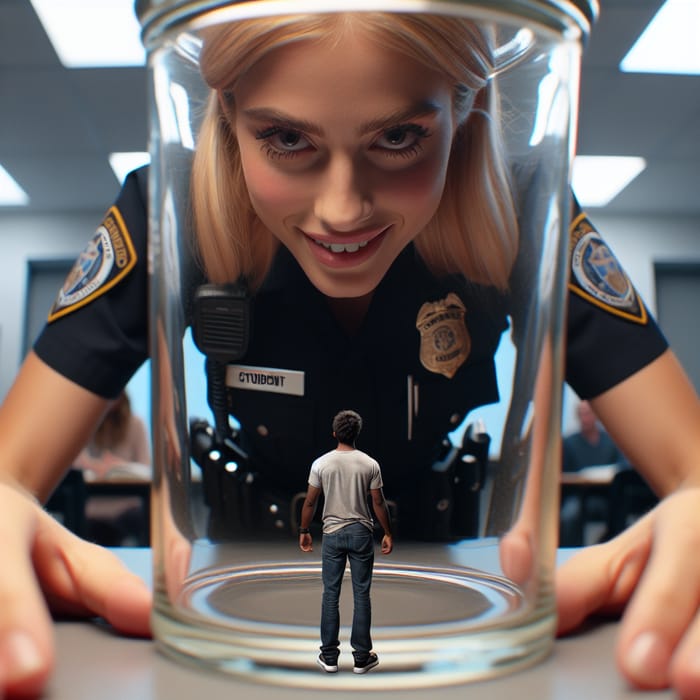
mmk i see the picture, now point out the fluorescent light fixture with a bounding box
[0,165,29,206]
[621,0,700,75]
[572,156,647,208]
[109,152,151,183]
[30,0,145,68]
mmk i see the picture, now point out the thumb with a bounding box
[556,521,652,636]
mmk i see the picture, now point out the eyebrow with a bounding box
[359,101,442,134]
[241,100,442,137]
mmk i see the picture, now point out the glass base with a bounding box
[153,562,555,689]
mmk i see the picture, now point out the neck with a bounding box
[325,292,374,336]
[336,442,354,451]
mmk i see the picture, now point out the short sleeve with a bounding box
[308,460,322,489]
[369,462,384,490]
[33,168,150,398]
[564,203,668,399]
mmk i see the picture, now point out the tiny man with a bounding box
[299,409,393,675]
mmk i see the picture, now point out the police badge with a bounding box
[416,292,470,379]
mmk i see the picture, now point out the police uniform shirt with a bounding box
[226,242,507,491]
[34,168,669,490]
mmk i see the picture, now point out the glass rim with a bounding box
[135,0,599,55]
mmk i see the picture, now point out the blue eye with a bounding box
[256,127,312,158]
[374,124,430,153]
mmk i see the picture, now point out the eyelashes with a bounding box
[374,124,430,160]
[255,126,311,159]
[254,123,432,161]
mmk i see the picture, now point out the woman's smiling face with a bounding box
[228,29,456,299]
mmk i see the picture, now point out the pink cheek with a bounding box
[246,167,306,216]
[381,162,446,212]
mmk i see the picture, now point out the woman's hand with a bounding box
[557,487,700,698]
[0,484,151,697]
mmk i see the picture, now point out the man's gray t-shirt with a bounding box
[308,449,383,534]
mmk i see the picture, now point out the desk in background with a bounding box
[46,468,152,546]
[561,465,658,546]
[85,478,151,546]
[560,465,617,546]
[560,464,618,488]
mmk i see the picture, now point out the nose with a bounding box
[313,154,373,231]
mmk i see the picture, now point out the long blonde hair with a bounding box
[191,12,519,291]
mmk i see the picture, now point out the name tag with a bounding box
[226,365,305,397]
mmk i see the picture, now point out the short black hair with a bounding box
[332,410,362,446]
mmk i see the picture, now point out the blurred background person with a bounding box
[74,391,151,545]
[560,400,624,547]
[563,400,623,473]
[75,390,150,480]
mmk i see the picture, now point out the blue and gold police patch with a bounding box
[568,212,647,324]
[47,206,137,322]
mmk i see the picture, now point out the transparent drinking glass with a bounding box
[138,0,596,689]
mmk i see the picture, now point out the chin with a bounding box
[313,273,382,300]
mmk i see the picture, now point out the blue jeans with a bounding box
[320,522,374,662]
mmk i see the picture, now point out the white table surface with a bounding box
[47,548,673,700]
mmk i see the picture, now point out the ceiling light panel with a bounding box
[0,165,29,206]
[109,152,151,184]
[572,156,647,208]
[621,0,700,75]
[30,0,145,68]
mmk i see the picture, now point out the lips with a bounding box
[303,225,391,267]
[306,224,389,251]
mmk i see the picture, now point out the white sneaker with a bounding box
[317,654,338,673]
[353,652,379,674]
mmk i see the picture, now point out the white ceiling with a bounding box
[1,0,699,217]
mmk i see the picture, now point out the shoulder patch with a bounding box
[47,206,138,322]
[568,212,647,325]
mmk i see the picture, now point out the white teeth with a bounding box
[318,239,369,253]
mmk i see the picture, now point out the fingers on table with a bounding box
[0,488,56,696]
[615,491,700,694]
[32,516,152,637]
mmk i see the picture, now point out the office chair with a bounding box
[603,467,658,540]
[45,468,88,537]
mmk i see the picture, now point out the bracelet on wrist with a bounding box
[298,527,310,535]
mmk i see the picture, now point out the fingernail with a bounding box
[625,632,669,686]
[1,631,43,679]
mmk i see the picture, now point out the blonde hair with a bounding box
[191,12,519,291]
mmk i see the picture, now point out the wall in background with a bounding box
[0,211,102,400]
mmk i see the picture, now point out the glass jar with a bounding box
[138,0,596,689]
